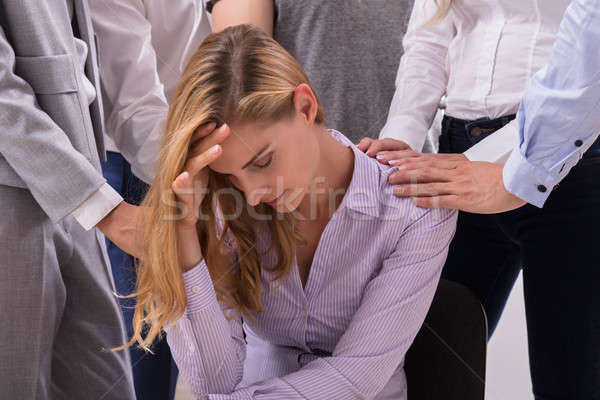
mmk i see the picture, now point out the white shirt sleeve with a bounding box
[71,183,123,230]
[90,0,170,184]
[379,0,456,151]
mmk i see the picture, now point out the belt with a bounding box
[444,114,517,137]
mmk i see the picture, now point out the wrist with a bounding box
[178,225,204,272]
[96,200,123,234]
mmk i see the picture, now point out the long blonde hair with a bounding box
[121,25,325,351]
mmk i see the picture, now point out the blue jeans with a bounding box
[440,115,600,400]
[101,152,178,400]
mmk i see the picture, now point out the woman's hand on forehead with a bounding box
[189,122,231,159]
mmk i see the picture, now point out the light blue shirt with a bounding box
[503,0,600,207]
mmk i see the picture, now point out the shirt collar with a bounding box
[329,130,381,218]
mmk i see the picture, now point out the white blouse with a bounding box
[380,0,571,153]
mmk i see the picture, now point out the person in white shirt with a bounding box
[87,1,211,398]
[359,0,600,399]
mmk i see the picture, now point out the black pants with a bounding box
[440,115,600,400]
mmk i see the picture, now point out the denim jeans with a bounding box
[439,115,600,400]
[101,152,179,400]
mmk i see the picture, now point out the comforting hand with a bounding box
[171,122,230,271]
[387,154,527,214]
[97,201,146,259]
[357,137,414,162]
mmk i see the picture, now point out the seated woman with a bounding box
[126,25,457,399]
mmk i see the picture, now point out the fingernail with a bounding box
[389,160,399,165]
[210,145,220,154]
[376,153,385,160]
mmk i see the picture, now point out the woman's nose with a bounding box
[244,186,272,207]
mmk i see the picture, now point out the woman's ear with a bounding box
[292,84,318,125]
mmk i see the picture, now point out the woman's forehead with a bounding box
[208,124,275,173]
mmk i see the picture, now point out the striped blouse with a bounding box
[165,130,458,399]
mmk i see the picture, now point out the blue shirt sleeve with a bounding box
[502,0,600,207]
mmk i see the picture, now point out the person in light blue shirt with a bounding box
[371,0,600,213]
[501,0,600,208]
[361,0,600,398]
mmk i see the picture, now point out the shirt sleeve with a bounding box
[379,0,456,152]
[206,208,458,400]
[165,260,247,398]
[502,0,600,207]
[89,0,170,184]
[71,183,123,230]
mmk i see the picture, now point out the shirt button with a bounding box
[537,185,547,193]
[575,139,583,147]
[192,285,201,294]
[301,309,308,317]
[189,344,196,352]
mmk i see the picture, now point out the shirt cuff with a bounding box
[464,120,519,164]
[183,259,218,314]
[379,116,428,152]
[502,147,560,208]
[71,183,123,230]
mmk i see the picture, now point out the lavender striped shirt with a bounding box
[165,130,458,399]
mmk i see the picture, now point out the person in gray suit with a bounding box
[0,1,136,398]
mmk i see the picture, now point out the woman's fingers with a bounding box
[190,122,217,144]
[190,123,231,157]
[390,153,466,167]
[377,149,421,163]
[413,195,462,209]
[185,144,222,178]
[172,171,197,225]
[390,158,460,171]
[393,182,456,197]
[366,138,411,157]
[357,137,374,152]
[388,166,456,185]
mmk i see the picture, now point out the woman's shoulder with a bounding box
[374,159,457,230]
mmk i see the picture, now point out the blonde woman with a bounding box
[361,0,600,398]
[126,25,456,399]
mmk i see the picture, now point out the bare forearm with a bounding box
[211,0,274,36]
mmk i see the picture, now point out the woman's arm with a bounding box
[210,0,274,36]
[206,207,458,399]
[379,0,456,152]
[165,260,246,397]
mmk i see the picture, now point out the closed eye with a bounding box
[254,153,273,169]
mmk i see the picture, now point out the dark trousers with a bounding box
[439,115,600,400]
[101,152,179,400]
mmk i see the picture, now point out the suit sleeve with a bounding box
[0,24,107,222]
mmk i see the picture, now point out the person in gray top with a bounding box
[208,0,413,144]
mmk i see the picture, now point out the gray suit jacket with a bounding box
[0,0,108,222]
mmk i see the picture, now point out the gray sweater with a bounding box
[274,0,412,144]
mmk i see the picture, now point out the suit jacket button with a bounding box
[537,185,547,193]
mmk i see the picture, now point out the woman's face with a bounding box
[208,108,321,213]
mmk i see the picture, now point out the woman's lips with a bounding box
[264,192,284,206]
